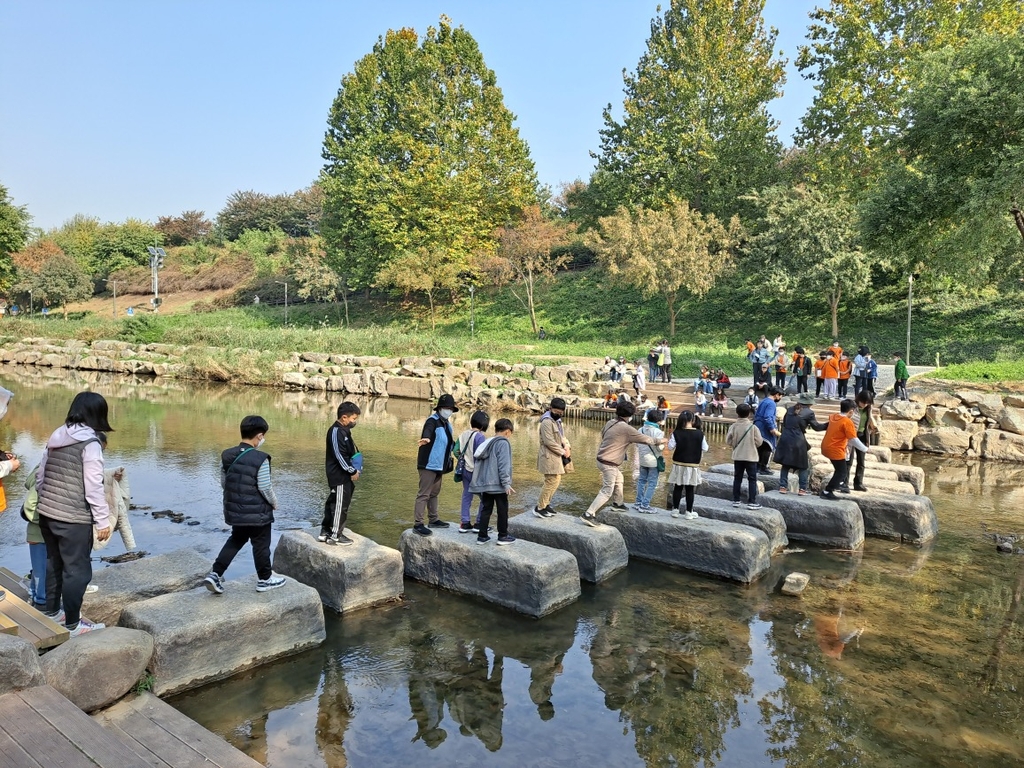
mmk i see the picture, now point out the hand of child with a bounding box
[506,486,516,495]
[352,471,361,482]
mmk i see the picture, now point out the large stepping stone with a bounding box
[40,627,153,712]
[273,530,403,613]
[885,464,926,494]
[754,491,865,549]
[687,496,789,553]
[83,548,211,627]
[119,579,325,696]
[398,528,581,617]
[697,471,766,502]
[853,491,938,544]
[808,465,916,495]
[506,512,628,583]
[594,507,770,583]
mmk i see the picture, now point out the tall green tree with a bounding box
[743,185,870,337]
[26,252,92,319]
[587,201,739,337]
[795,0,1024,190]
[320,17,538,291]
[0,183,32,288]
[860,34,1024,281]
[591,0,785,221]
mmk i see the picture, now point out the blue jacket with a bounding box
[417,412,454,473]
[753,398,778,449]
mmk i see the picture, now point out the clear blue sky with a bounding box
[0,0,819,231]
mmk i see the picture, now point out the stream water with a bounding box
[0,364,1021,768]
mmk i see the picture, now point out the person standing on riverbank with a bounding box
[413,394,458,536]
[470,418,517,545]
[581,401,654,527]
[205,415,286,594]
[37,392,112,635]
[535,398,571,518]
[893,352,909,400]
[319,401,362,546]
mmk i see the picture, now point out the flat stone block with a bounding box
[781,572,810,596]
[706,463,781,492]
[688,496,789,553]
[867,446,892,463]
[808,465,916,495]
[399,528,581,617]
[698,471,766,502]
[755,491,865,549]
[83,547,211,627]
[887,464,925,494]
[507,512,628,583]
[119,579,325,696]
[273,530,403,613]
[40,627,153,712]
[595,508,771,583]
[854,491,938,544]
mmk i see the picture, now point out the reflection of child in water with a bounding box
[814,608,864,660]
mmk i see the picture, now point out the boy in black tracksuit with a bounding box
[320,401,362,546]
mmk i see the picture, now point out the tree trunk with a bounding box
[666,293,676,338]
[1012,203,1024,243]
[340,278,350,327]
[829,289,841,338]
[427,290,435,332]
[526,268,538,334]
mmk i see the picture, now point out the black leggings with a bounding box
[39,516,94,628]
[671,484,696,512]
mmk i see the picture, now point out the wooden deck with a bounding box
[0,686,263,767]
[0,568,68,650]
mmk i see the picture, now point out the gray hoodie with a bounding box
[468,435,513,494]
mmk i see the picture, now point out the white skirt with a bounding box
[667,464,702,486]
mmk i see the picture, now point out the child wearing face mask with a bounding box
[204,414,286,595]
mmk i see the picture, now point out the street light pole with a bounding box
[276,281,289,324]
[28,290,33,315]
[906,274,914,366]
[469,284,475,339]
[103,279,118,318]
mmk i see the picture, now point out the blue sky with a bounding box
[0,0,820,231]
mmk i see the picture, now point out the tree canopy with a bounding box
[320,17,538,291]
[216,186,323,241]
[590,0,785,222]
[0,183,31,289]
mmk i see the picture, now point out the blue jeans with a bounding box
[461,470,482,524]
[29,542,48,605]
[779,466,809,492]
[636,465,660,508]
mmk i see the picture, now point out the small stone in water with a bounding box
[186,519,201,526]
[781,572,810,596]
[996,540,1013,553]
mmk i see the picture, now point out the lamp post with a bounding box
[906,273,915,365]
[275,281,289,325]
[468,284,475,339]
[146,246,165,311]
[103,279,118,318]
[28,290,33,315]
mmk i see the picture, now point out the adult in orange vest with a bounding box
[813,353,826,398]
[837,353,853,398]
[821,351,840,400]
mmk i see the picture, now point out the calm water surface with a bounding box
[0,364,1021,768]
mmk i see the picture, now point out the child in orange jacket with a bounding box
[820,399,868,499]
[822,351,840,400]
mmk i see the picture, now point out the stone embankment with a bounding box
[0,336,608,413]
[874,383,1024,462]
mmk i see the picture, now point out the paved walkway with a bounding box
[698,365,935,396]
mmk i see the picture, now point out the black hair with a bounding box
[494,418,514,433]
[240,415,269,439]
[470,410,490,431]
[615,401,636,419]
[97,432,108,448]
[337,401,361,418]
[677,410,694,426]
[550,397,567,411]
[892,351,902,358]
[65,391,113,433]
[855,390,874,406]
[769,386,784,397]
[645,409,665,424]
[736,403,752,419]
[794,345,805,354]
[859,345,870,356]
[839,399,856,414]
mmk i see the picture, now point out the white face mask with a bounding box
[439,409,454,420]
[257,436,266,448]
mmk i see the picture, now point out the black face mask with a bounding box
[551,412,563,420]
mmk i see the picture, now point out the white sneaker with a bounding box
[670,512,681,518]
[69,618,105,636]
[256,574,287,592]
[686,511,699,520]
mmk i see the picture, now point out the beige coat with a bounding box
[726,419,764,462]
[537,414,571,475]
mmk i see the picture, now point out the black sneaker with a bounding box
[853,485,869,492]
[533,506,547,518]
[542,507,556,518]
[837,485,851,494]
[757,468,773,476]
[820,491,839,500]
[580,514,600,528]
[204,571,224,595]
[331,533,353,546]
[476,535,491,544]
[428,519,450,529]
[496,535,516,545]
[458,522,476,533]
[610,503,628,511]
[413,524,433,536]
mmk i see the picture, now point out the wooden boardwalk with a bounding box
[0,568,68,650]
[0,685,263,767]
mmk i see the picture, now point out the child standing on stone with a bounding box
[319,401,362,546]
[820,400,869,500]
[893,352,909,400]
[469,418,516,545]
[667,410,707,518]
[726,403,763,510]
[205,415,286,594]
[632,409,666,513]
[456,410,489,532]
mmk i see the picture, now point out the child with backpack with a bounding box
[455,410,490,533]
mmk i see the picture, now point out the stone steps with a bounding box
[594,506,771,583]
[398,528,581,617]
[506,512,628,583]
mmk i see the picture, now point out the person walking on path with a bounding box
[792,347,811,394]
[535,398,571,517]
[648,346,660,383]
[632,409,666,513]
[772,346,789,391]
[838,353,853,399]
[753,387,783,475]
[864,354,878,396]
[413,394,459,536]
[893,353,909,400]
[852,346,869,395]
[820,399,868,500]
[726,403,763,509]
[455,410,490,532]
[751,341,770,380]
[667,410,708,518]
[469,419,517,545]
[822,350,840,400]
[633,364,647,401]
[205,414,287,596]
[581,402,654,527]
[657,340,673,383]
[814,352,826,398]
[318,401,362,546]
[844,390,879,493]
[36,392,112,635]
[774,393,827,495]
